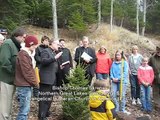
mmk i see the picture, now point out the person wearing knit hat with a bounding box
[25,35,38,47]
[14,35,39,120]
[0,33,5,46]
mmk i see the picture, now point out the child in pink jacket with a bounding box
[137,56,154,113]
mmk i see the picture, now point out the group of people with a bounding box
[0,27,160,120]
[89,45,160,119]
[74,37,160,119]
[35,36,73,119]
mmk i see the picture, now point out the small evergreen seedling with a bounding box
[62,64,90,120]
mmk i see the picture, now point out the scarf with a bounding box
[11,36,21,51]
[21,47,36,68]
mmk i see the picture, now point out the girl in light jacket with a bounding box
[110,50,130,114]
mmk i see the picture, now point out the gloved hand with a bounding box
[33,87,39,97]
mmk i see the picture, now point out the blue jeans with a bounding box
[16,87,32,120]
[96,73,108,80]
[111,82,127,112]
[130,74,140,99]
[140,85,152,112]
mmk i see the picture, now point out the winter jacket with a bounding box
[110,60,129,84]
[14,49,38,87]
[0,38,21,85]
[128,53,143,75]
[35,44,48,68]
[89,90,116,120]
[96,52,112,74]
[137,65,154,85]
[74,46,97,77]
[149,54,160,84]
[39,47,58,85]
[58,47,73,68]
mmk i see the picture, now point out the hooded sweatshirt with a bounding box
[89,90,116,120]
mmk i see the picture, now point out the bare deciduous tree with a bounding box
[110,0,114,32]
[98,0,101,28]
[52,0,58,40]
[136,0,140,39]
[142,0,146,36]
[142,0,157,36]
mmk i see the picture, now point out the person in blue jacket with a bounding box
[110,50,130,115]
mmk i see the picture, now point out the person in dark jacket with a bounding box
[74,36,97,85]
[14,35,39,120]
[38,40,62,120]
[56,39,73,86]
[35,35,50,69]
[149,46,160,106]
[0,28,26,120]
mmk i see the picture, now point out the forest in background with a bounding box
[0,0,160,35]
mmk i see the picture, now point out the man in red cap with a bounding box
[14,35,39,120]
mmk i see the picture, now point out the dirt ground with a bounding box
[12,90,160,120]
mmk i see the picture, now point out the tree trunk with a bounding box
[98,0,101,28]
[52,0,58,40]
[120,17,124,28]
[110,0,114,32]
[142,0,146,36]
[136,0,140,39]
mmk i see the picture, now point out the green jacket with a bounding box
[0,39,19,85]
[149,54,160,85]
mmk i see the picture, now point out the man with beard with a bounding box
[149,46,160,106]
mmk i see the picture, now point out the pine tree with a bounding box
[0,0,29,31]
[68,11,87,36]
[62,64,90,120]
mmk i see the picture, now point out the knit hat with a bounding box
[25,35,38,47]
[0,34,4,41]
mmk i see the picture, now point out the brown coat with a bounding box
[149,54,160,85]
[15,50,38,87]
